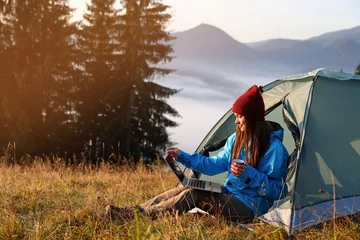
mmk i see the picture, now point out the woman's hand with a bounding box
[231,161,246,177]
[165,147,180,163]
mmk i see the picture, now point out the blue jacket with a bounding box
[177,128,289,216]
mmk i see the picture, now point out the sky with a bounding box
[69,0,360,43]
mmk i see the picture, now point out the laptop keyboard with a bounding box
[186,178,207,189]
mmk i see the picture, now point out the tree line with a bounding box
[0,0,179,163]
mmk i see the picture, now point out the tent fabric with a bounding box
[192,68,360,235]
[294,78,360,209]
[262,71,360,234]
[260,196,360,234]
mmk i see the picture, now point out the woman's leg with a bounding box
[108,186,253,223]
[141,187,254,223]
[174,189,254,223]
[106,186,190,221]
[139,186,191,214]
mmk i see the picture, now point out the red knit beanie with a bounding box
[232,85,265,121]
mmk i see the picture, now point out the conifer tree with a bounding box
[0,0,14,147]
[0,0,76,155]
[111,0,179,161]
[75,0,121,160]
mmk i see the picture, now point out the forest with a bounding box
[0,0,179,163]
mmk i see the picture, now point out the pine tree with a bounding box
[75,0,121,160]
[111,0,179,161]
[0,0,14,147]
[41,0,81,156]
[0,0,76,156]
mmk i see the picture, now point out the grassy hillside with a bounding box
[0,156,359,239]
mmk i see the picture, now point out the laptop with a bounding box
[163,152,222,193]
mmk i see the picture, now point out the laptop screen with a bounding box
[163,152,186,182]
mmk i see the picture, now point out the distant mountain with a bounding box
[308,25,360,45]
[170,23,360,76]
[172,24,256,62]
[248,26,360,51]
[247,39,302,51]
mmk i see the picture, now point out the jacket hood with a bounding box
[269,121,284,142]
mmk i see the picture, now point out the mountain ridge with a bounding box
[173,23,360,46]
[172,23,256,61]
[171,23,360,75]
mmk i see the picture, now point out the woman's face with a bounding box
[234,113,247,132]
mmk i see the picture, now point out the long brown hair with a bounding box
[231,119,272,168]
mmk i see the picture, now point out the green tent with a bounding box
[192,68,360,234]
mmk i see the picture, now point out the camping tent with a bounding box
[192,68,360,234]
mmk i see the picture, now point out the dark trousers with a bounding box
[139,186,254,223]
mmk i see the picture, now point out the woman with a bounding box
[107,85,289,223]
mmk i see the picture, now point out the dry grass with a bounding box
[0,157,359,239]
